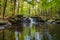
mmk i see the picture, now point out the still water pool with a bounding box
[0,23,60,40]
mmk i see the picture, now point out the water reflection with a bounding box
[15,31,19,40]
[44,29,53,40]
[0,23,60,40]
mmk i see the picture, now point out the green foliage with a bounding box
[0,0,60,18]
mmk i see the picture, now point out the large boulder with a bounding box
[8,15,23,24]
[53,19,60,24]
[23,17,31,23]
[0,21,7,26]
[0,20,11,28]
[46,19,60,24]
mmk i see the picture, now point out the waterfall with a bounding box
[23,18,36,27]
[29,18,33,23]
[29,18,36,24]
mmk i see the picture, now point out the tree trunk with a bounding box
[28,4,30,17]
[17,0,19,14]
[20,1,23,14]
[12,0,16,16]
[3,0,7,19]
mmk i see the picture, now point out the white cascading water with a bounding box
[29,18,36,24]
[29,18,36,28]
[23,17,35,27]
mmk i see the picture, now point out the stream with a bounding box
[0,22,60,40]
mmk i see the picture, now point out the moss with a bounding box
[0,20,7,25]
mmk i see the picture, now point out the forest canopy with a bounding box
[0,0,60,19]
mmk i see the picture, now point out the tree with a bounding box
[2,0,7,19]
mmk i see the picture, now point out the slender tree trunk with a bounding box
[10,0,13,17]
[0,1,2,17]
[51,8,52,18]
[12,0,16,16]
[28,4,30,17]
[38,4,40,16]
[17,0,19,14]
[14,0,16,15]
[0,0,1,15]
[3,0,7,19]
[20,1,23,14]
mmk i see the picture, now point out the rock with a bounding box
[8,23,23,32]
[31,17,45,22]
[0,20,7,26]
[8,15,23,24]
[23,18,31,23]
[0,20,11,29]
[52,19,60,24]
[53,21,60,24]
[46,19,60,24]
[46,19,55,24]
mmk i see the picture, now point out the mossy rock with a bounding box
[47,19,55,22]
[31,16,45,22]
[8,15,23,24]
[0,21,7,26]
